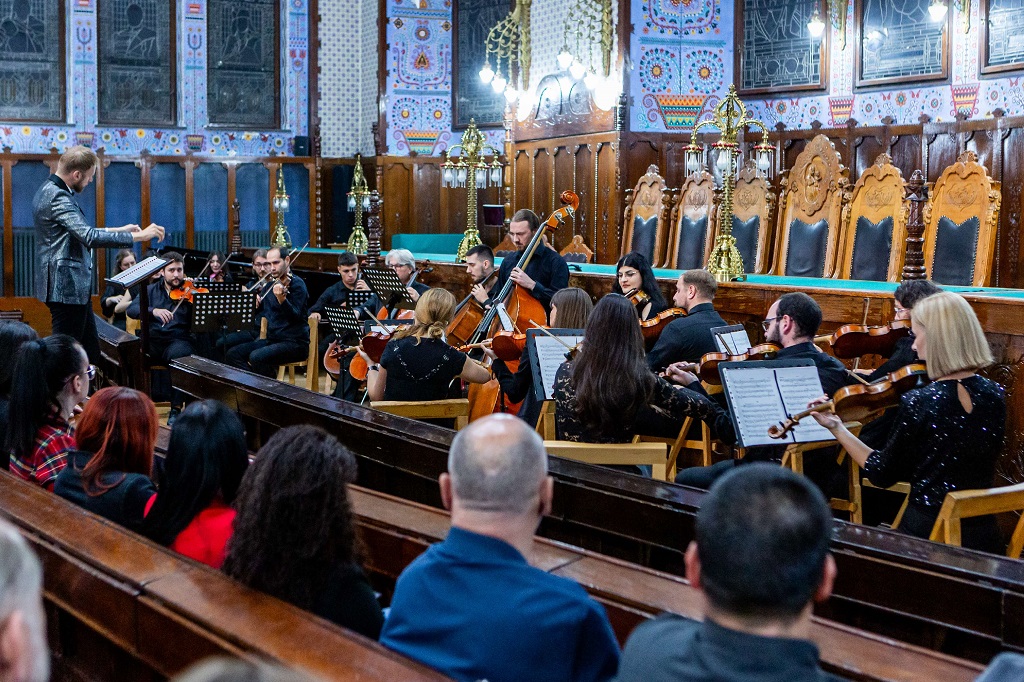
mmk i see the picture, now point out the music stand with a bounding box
[361,267,416,311]
[190,291,257,362]
[193,280,241,293]
[343,290,376,309]
[106,255,169,356]
[323,306,362,342]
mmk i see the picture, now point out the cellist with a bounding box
[465,245,499,307]
[492,209,569,312]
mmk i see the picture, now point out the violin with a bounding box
[639,308,687,349]
[347,331,395,381]
[626,288,651,309]
[767,363,929,439]
[168,279,209,304]
[323,342,359,380]
[672,343,782,386]
[814,320,912,360]
[489,331,527,362]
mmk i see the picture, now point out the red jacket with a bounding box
[145,497,235,569]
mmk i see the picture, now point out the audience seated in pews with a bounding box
[646,269,726,373]
[360,288,491,425]
[615,464,841,682]
[380,414,620,682]
[171,657,316,682]
[611,251,669,321]
[100,248,137,330]
[222,425,384,639]
[809,291,1006,552]
[0,519,49,682]
[143,400,248,568]
[7,334,88,490]
[53,387,157,534]
[0,321,39,471]
[552,294,734,469]
[491,287,593,427]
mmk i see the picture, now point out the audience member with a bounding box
[222,426,384,640]
[53,387,158,533]
[0,520,49,682]
[143,400,248,568]
[381,414,620,682]
[615,464,840,682]
[0,322,39,471]
[7,334,88,489]
[171,657,317,682]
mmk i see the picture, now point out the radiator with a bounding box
[13,229,34,297]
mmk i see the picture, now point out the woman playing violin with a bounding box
[359,288,491,428]
[860,280,942,382]
[207,251,232,283]
[611,252,668,321]
[552,295,735,475]
[808,292,1005,552]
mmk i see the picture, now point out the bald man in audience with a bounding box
[380,414,620,682]
[0,520,49,682]
[616,464,840,682]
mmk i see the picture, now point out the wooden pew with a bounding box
[0,470,451,682]
[96,315,148,393]
[350,485,984,682]
[169,356,1024,662]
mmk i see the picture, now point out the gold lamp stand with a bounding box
[441,120,505,262]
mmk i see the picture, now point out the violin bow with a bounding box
[529,320,575,352]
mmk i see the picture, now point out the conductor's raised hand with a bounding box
[133,223,165,242]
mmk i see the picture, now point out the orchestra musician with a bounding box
[217,249,270,357]
[552,294,735,475]
[465,244,499,307]
[226,246,310,380]
[127,252,197,424]
[101,248,138,330]
[646,269,727,373]
[384,249,430,316]
[611,252,669,321]
[493,209,570,311]
[357,288,492,427]
[206,251,232,283]
[309,252,383,401]
[808,292,1004,553]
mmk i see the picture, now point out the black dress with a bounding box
[379,336,467,427]
[864,376,1005,552]
[101,282,139,330]
[312,563,385,640]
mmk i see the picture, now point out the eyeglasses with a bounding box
[84,365,96,380]
[894,306,908,315]
[761,316,779,331]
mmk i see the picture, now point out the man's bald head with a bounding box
[448,414,548,514]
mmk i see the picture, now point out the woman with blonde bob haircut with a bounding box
[358,288,490,426]
[809,292,1006,551]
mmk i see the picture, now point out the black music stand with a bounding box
[323,306,362,342]
[191,291,257,362]
[361,267,415,312]
[106,255,169,357]
[343,290,377,309]
[193,280,242,293]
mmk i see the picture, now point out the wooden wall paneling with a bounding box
[999,126,1024,287]
[595,141,618,264]
[552,146,576,251]
[263,160,278,246]
[572,144,593,252]
[2,155,13,297]
[225,163,237,250]
[184,158,195,249]
[888,130,924,180]
[138,155,151,243]
[94,152,107,285]
[620,136,660,196]
[381,158,413,247]
[513,149,531,218]
[532,147,553,221]
[922,120,960,183]
[413,161,441,232]
[660,140,691,189]
[850,125,890,180]
[305,160,318,247]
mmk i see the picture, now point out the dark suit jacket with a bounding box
[646,303,726,372]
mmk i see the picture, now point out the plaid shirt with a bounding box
[9,410,75,489]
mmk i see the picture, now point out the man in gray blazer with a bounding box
[34,146,165,363]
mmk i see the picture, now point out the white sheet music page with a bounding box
[721,363,834,447]
[713,326,752,355]
[775,366,835,443]
[533,335,584,399]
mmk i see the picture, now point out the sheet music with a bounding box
[527,330,584,401]
[711,325,752,355]
[775,367,834,444]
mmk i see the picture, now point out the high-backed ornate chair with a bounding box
[621,164,670,265]
[922,150,1001,286]
[493,233,518,259]
[771,135,850,278]
[663,170,715,270]
[837,153,909,281]
[560,235,593,264]
[725,159,774,274]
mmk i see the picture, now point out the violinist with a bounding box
[358,288,491,428]
[807,292,1004,553]
[493,209,569,311]
[384,249,430,315]
[101,248,138,330]
[226,246,310,379]
[465,244,498,306]
[646,269,726,372]
[861,280,942,382]
[611,252,668,321]
[206,251,232,283]
[127,252,197,423]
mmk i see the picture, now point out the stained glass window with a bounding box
[0,0,63,122]
[983,0,1024,73]
[737,0,827,95]
[207,0,279,127]
[98,0,176,125]
[857,0,947,87]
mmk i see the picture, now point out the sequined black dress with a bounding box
[864,375,1005,552]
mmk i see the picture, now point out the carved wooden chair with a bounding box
[560,235,593,264]
[922,150,1001,286]
[493,233,518,259]
[771,135,851,279]
[621,164,671,265]
[721,159,774,274]
[928,481,1024,558]
[663,170,716,270]
[837,153,909,282]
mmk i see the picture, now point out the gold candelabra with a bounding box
[478,0,531,103]
[271,166,292,249]
[440,120,504,261]
[346,154,370,255]
[684,84,774,283]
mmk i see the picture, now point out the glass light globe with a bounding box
[361,196,370,210]
[807,8,825,37]
[490,166,502,184]
[347,195,356,210]
[479,64,494,83]
[442,167,454,185]
[457,167,468,183]
[504,86,518,103]
[757,151,771,172]
[492,75,507,93]
[928,0,948,21]
[569,60,586,80]
[593,77,619,110]
[716,151,730,171]
[557,50,574,70]
[584,72,600,90]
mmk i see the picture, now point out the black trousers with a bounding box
[226,338,307,378]
[149,336,197,409]
[48,302,101,364]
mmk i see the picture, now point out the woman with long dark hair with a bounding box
[7,334,90,489]
[611,252,668,321]
[222,425,384,639]
[553,295,734,454]
[101,248,138,329]
[143,400,248,568]
[0,321,39,470]
[54,387,158,532]
[207,251,232,283]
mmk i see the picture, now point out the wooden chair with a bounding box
[544,440,668,481]
[621,164,671,265]
[259,315,320,391]
[535,400,556,440]
[781,423,863,524]
[837,153,909,282]
[725,159,775,274]
[494,233,518,259]
[560,235,593,264]
[371,398,471,430]
[863,479,912,529]
[634,416,711,482]
[922,150,1001,286]
[929,481,1024,558]
[771,135,851,279]
[663,170,715,269]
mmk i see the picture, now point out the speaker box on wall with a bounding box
[293,136,310,156]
